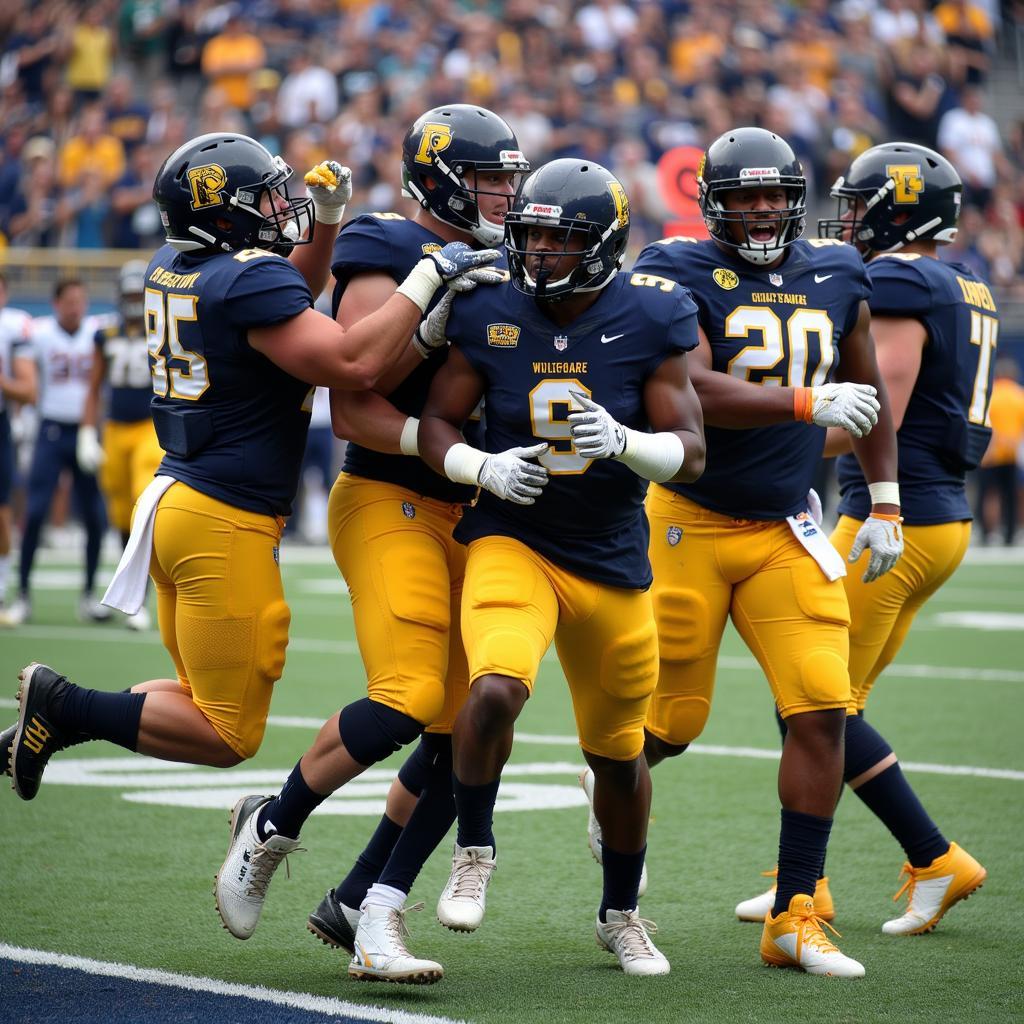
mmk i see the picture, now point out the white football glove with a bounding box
[303,160,352,224]
[567,391,626,460]
[809,382,880,437]
[478,443,550,504]
[807,487,823,526]
[76,425,104,474]
[412,291,455,358]
[397,241,502,312]
[847,515,904,582]
[445,265,507,294]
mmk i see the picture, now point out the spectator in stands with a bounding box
[104,74,150,155]
[109,144,163,249]
[118,0,172,79]
[5,136,68,247]
[575,0,639,52]
[933,0,994,84]
[200,9,267,110]
[887,45,952,148]
[6,6,68,107]
[58,104,125,190]
[65,1,114,103]
[938,85,1008,210]
[277,47,338,130]
[975,359,1024,545]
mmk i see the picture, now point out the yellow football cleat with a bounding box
[882,842,986,936]
[760,894,864,978]
[735,867,834,922]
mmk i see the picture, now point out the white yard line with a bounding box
[0,944,465,1024]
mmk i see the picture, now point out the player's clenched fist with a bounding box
[797,382,880,437]
[304,160,352,223]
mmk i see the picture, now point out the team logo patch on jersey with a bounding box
[402,501,416,519]
[666,525,683,546]
[421,242,442,255]
[713,268,739,290]
[487,323,520,348]
[186,163,228,210]
[554,335,568,351]
[769,272,783,287]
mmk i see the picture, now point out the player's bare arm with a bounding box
[642,353,706,483]
[0,350,37,406]
[79,347,107,430]
[418,346,487,470]
[824,314,927,457]
[287,161,351,297]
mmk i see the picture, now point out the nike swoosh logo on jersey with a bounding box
[814,273,833,283]
[601,333,624,344]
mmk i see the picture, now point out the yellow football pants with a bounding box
[645,485,851,747]
[328,473,469,731]
[461,535,659,761]
[832,516,971,711]
[101,419,164,533]
[149,482,290,759]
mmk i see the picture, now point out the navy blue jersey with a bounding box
[331,212,489,503]
[147,244,314,516]
[94,318,152,422]
[446,272,698,589]
[634,237,870,519]
[837,254,997,525]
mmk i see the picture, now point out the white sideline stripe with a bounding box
[0,944,466,1024]
[3,623,1023,683]
[0,703,1020,780]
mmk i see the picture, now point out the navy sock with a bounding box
[379,734,456,894]
[56,684,145,751]
[336,815,404,908]
[854,764,949,868]
[774,809,832,916]
[395,737,432,798]
[257,762,327,841]
[599,844,647,921]
[453,775,500,851]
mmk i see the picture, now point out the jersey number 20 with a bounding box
[725,307,835,387]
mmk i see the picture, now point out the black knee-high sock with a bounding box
[257,761,327,840]
[453,775,500,851]
[336,816,404,908]
[56,684,145,751]
[774,809,832,916]
[379,734,457,894]
[854,765,949,868]
[599,844,647,921]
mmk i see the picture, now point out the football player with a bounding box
[212,106,524,976]
[609,127,904,978]
[7,279,110,625]
[300,107,526,978]
[77,259,165,631]
[418,158,706,978]
[751,144,988,935]
[0,273,36,621]
[5,132,497,829]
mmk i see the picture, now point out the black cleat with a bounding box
[1,722,14,776]
[11,663,70,800]
[307,888,360,953]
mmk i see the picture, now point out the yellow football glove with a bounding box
[304,160,352,224]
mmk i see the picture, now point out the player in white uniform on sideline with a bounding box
[5,280,110,625]
[0,273,37,620]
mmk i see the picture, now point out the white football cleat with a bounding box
[215,795,302,939]
[761,894,864,978]
[882,842,986,936]
[436,843,496,932]
[78,593,113,623]
[579,767,647,897]
[596,908,670,976]
[348,902,443,984]
[0,596,30,627]
[125,606,151,631]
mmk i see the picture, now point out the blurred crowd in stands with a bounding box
[0,0,1021,297]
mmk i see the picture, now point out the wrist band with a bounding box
[868,481,900,506]
[313,202,345,225]
[396,259,442,313]
[616,428,685,483]
[794,387,814,423]
[869,512,903,523]
[442,442,487,485]
[399,417,420,457]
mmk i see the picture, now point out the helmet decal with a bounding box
[414,123,454,165]
[187,164,228,209]
[886,164,924,204]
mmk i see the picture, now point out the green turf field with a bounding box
[1,545,1022,1023]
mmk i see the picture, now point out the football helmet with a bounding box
[505,158,630,302]
[153,133,313,254]
[401,105,530,246]
[818,142,962,253]
[118,259,148,321]
[698,127,806,266]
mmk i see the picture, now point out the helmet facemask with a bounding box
[701,175,806,266]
